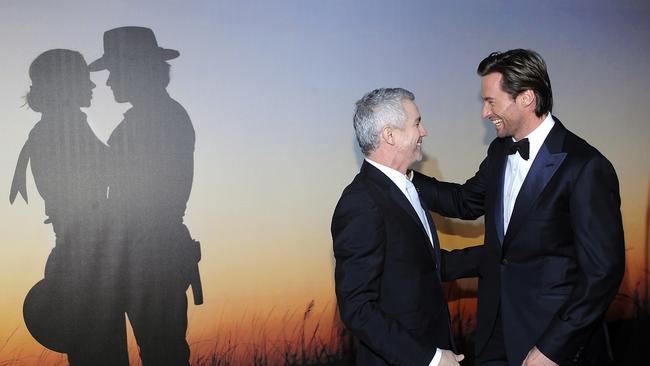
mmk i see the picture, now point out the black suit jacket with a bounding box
[332,161,453,366]
[414,118,625,365]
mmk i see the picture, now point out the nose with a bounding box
[481,102,491,119]
[90,81,96,89]
[420,124,428,137]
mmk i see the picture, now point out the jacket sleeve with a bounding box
[332,187,435,366]
[536,156,625,364]
[441,246,483,281]
[412,155,491,282]
[412,156,490,221]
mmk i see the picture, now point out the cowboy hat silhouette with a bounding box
[89,26,179,71]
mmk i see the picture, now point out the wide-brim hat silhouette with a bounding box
[23,279,84,353]
[89,26,179,71]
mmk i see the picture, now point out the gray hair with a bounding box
[353,87,415,156]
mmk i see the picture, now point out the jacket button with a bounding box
[501,258,509,265]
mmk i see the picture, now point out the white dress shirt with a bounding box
[365,159,433,244]
[365,158,442,366]
[503,114,555,233]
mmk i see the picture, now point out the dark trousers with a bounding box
[123,234,192,366]
[66,316,128,366]
[477,310,508,366]
[46,226,130,366]
[126,280,190,366]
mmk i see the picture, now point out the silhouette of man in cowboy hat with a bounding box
[89,26,202,366]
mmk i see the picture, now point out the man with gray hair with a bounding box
[332,88,464,365]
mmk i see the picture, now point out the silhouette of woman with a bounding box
[10,49,128,366]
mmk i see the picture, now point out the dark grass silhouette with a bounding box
[607,179,650,365]
[2,292,650,365]
[609,284,649,365]
[190,301,354,366]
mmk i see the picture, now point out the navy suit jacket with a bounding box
[414,118,625,365]
[332,161,453,366]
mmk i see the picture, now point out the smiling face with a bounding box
[481,72,528,140]
[391,99,427,170]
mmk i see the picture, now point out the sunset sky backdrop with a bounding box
[1,1,649,364]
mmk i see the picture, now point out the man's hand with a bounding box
[440,349,464,366]
[522,347,558,366]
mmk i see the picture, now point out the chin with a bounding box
[113,95,128,103]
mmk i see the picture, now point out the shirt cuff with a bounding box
[429,348,442,366]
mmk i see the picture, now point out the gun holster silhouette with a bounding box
[186,239,203,305]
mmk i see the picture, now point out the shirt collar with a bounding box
[514,113,555,162]
[365,158,410,193]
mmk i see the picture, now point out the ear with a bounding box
[381,125,395,146]
[517,90,535,109]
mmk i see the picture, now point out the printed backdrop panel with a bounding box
[1,1,648,364]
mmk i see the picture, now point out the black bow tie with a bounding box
[506,138,530,160]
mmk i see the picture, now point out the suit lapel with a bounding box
[503,119,568,248]
[420,197,441,269]
[361,161,436,255]
[388,185,434,247]
[493,150,508,246]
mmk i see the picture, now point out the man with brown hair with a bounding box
[415,49,625,365]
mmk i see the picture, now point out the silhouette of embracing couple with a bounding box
[11,27,202,366]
